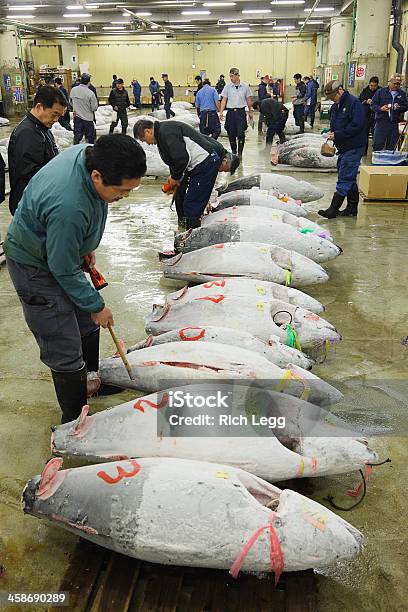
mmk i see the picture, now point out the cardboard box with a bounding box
[358,165,408,200]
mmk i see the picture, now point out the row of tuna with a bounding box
[23,170,374,580]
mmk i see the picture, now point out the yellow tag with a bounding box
[215,471,230,479]
[260,247,268,254]
[256,302,265,311]
[271,212,279,219]
[256,286,266,295]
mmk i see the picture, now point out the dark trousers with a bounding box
[304,103,316,127]
[199,110,221,139]
[266,117,288,144]
[59,111,72,131]
[164,99,175,119]
[258,112,266,132]
[293,104,305,133]
[182,152,221,220]
[73,116,95,144]
[151,93,160,111]
[373,120,399,151]
[336,147,365,197]
[7,258,98,372]
[225,108,247,141]
[133,95,141,108]
[109,110,128,135]
[364,115,376,154]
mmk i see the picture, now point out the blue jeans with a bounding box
[183,152,221,218]
[336,147,365,197]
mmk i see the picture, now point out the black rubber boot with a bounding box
[279,133,286,144]
[81,329,124,396]
[229,137,237,154]
[51,365,87,424]
[238,139,245,160]
[318,192,345,219]
[338,187,359,217]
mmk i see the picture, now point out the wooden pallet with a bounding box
[361,196,408,204]
[49,539,318,612]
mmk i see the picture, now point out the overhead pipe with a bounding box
[392,0,404,74]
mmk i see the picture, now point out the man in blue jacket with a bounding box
[318,80,366,218]
[371,74,408,151]
[4,135,146,423]
[131,79,142,108]
[304,76,317,128]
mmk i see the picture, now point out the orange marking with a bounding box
[213,244,225,248]
[97,459,141,485]
[133,393,169,413]
[203,280,226,288]
[195,295,225,304]
[179,327,206,341]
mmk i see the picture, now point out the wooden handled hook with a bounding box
[107,323,134,380]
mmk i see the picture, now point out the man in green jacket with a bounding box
[4,134,146,423]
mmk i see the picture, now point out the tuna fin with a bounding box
[72,405,89,436]
[37,457,64,497]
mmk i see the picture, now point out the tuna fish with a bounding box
[99,342,342,406]
[279,145,337,169]
[51,385,378,480]
[173,221,341,263]
[165,278,324,314]
[144,297,341,350]
[217,175,324,202]
[128,326,314,371]
[214,188,309,217]
[23,457,363,575]
[203,205,330,238]
[161,243,329,287]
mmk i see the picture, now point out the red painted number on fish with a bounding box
[195,295,225,304]
[213,244,225,248]
[133,393,169,413]
[203,280,226,288]
[97,459,141,485]
[179,327,206,341]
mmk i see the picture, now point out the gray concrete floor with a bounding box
[1,118,408,611]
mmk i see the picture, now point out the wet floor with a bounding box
[1,117,408,611]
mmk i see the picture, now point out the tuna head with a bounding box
[270,246,329,286]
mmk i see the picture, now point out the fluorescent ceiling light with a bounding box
[111,21,129,24]
[135,11,152,16]
[298,20,323,24]
[56,26,80,30]
[168,19,191,22]
[273,25,295,29]
[8,5,37,10]
[63,12,91,17]
[220,21,250,25]
[203,2,236,6]
[103,25,126,29]
[271,1,304,4]
[181,10,211,14]
[150,25,159,28]
[304,6,334,10]
[242,9,271,14]
[228,26,250,31]
[7,14,35,18]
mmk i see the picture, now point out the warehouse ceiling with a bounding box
[0,0,353,38]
